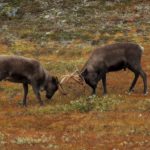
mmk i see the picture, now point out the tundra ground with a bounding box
[0,0,150,149]
[0,41,149,150]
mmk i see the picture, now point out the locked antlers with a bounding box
[60,69,86,87]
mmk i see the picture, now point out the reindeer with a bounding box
[61,43,148,96]
[0,55,65,106]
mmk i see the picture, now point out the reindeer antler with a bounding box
[58,82,67,95]
[60,70,78,84]
[60,69,86,88]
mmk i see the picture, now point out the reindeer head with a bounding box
[44,76,66,99]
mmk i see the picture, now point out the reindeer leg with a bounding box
[92,87,96,95]
[89,83,97,96]
[31,82,43,106]
[102,74,107,95]
[22,83,28,106]
[128,65,147,95]
[139,68,147,95]
[0,71,8,81]
[129,73,139,93]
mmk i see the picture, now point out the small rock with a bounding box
[138,113,142,117]
[44,15,50,19]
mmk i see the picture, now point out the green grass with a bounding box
[44,59,85,74]
[11,135,55,145]
[0,132,6,146]
[9,94,149,115]
[136,98,150,111]
[15,95,123,115]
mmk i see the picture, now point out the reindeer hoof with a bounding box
[102,93,107,96]
[127,89,134,95]
[128,92,131,95]
[88,94,96,99]
[18,101,27,107]
[128,89,134,94]
[103,94,108,98]
[144,91,148,96]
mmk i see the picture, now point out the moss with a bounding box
[10,40,36,55]
[49,30,92,41]
[11,135,55,145]
[12,95,123,115]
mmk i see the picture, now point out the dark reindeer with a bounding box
[0,55,64,106]
[62,43,148,96]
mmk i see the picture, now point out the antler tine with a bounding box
[71,69,80,76]
[60,70,77,84]
[58,82,67,95]
[71,74,86,93]
[71,76,83,85]
[60,68,87,93]
[60,75,70,84]
[60,66,82,84]
[75,66,80,73]
[70,71,77,76]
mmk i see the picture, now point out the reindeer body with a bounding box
[81,43,147,95]
[0,55,59,106]
[0,56,44,83]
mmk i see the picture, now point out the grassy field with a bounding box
[0,0,150,149]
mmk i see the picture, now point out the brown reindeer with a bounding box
[61,43,148,96]
[0,55,65,106]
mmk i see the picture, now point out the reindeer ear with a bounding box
[52,76,59,84]
[82,68,88,76]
